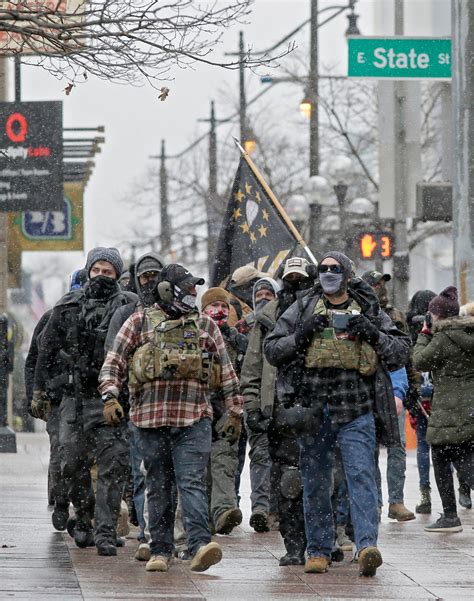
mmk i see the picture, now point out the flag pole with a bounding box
[233,138,318,265]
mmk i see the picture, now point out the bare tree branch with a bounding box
[0,1,291,85]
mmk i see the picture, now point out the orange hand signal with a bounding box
[360,234,377,258]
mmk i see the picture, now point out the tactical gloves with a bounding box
[246,409,270,433]
[103,398,124,426]
[222,414,242,444]
[295,315,327,347]
[347,314,380,346]
[30,391,51,422]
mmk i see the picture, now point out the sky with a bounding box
[11,0,450,302]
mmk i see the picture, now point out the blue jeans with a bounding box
[416,413,430,489]
[136,419,212,558]
[299,409,378,559]
[375,409,407,505]
[129,422,146,542]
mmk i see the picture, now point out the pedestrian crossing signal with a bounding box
[358,232,394,260]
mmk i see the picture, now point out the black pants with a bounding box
[59,396,130,545]
[431,441,474,518]
[46,404,69,507]
[268,422,306,557]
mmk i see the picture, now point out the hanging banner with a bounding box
[0,101,63,211]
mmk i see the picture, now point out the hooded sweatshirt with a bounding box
[104,251,164,353]
[252,277,281,313]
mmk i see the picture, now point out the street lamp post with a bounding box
[159,139,171,255]
[309,0,319,176]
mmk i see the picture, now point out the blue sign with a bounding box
[21,197,72,240]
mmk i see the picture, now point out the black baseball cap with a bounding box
[361,271,391,287]
[160,264,205,287]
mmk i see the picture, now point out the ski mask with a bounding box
[318,251,352,296]
[140,276,160,307]
[87,275,117,299]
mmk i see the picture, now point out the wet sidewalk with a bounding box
[0,433,473,600]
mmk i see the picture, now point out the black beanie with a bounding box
[319,251,352,278]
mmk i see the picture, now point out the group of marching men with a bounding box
[27,245,473,577]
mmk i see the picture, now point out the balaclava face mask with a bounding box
[139,275,160,307]
[318,251,351,297]
[87,275,117,299]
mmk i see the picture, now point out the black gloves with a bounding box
[295,315,327,347]
[246,409,270,433]
[347,314,380,346]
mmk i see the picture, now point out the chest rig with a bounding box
[304,297,378,376]
[130,308,210,386]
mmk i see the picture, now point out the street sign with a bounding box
[358,231,394,261]
[348,37,451,79]
[0,101,63,211]
[9,181,84,252]
[22,198,74,241]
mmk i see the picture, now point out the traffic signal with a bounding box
[358,231,394,260]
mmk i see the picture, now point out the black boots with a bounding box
[416,487,432,514]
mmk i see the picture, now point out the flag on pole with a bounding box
[211,151,315,286]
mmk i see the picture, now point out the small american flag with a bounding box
[30,282,48,321]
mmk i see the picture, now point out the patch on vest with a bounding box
[183,330,196,339]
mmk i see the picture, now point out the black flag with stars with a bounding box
[211,156,298,286]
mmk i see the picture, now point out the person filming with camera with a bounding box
[413,286,474,533]
[264,251,410,577]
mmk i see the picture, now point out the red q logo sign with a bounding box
[6,112,28,143]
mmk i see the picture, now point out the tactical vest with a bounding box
[304,297,378,376]
[130,308,210,386]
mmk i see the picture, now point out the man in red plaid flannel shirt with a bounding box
[99,264,243,573]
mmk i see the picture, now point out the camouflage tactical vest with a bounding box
[130,308,210,386]
[304,297,378,376]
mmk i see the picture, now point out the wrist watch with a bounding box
[102,392,116,403]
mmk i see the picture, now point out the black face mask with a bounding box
[140,278,159,307]
[87,275,117,299]
[283,279,300,293]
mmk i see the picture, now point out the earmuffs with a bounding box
[157,280,173,304]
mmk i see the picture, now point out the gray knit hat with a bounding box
[86,247,123,278]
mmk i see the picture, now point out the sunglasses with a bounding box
[319,264,344,274]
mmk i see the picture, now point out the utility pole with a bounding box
[239,31,247,144]
[309,0,319,177]
[452,1,474,303]
[208,101,218,267]
[0,58,9,315]
[159,139,171,256]
[0,58,15,453]
[392,0,409,310]
[307,1,321,258]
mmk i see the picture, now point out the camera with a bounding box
[332,313,352,330]
[425,312,433,329]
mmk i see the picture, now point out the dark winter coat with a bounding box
[210,324,248,427]
[412,316,474,446]
[263,279,410,446]
[24,310,53,403]
[33,285,136,430]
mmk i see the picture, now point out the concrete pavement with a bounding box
[0,432,473,600]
